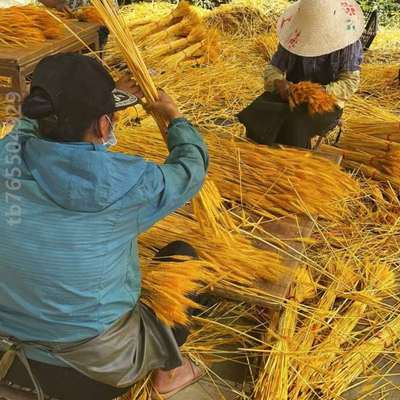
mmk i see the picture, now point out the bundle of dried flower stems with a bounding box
[0,5,64,47]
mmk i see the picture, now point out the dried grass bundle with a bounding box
[205,0,287,37]
[104,1,220,70]
[320,313,400,397]
[92,0,168,137]
[139,206,287,300]
[288,81,337,115]
[128,1,194,42]
[141,257,218,326]
[75,6,103,24]
[254,267,316,400]
[114,116,361,221]
[0,5,64,47]
[361,64,399,94]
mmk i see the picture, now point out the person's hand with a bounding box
[274,79,290,101]
[115,75,143,97]
[145,90,183,125]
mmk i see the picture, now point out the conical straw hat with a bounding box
[277,0,365,57]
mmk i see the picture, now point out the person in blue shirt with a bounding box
[0,53,208,400]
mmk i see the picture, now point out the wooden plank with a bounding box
[0,21,99,67]
[313,149,343,165]
[213,214,314,310]
[213,149,343,310]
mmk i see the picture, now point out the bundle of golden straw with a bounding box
[139,205,287,293]
[74,6,104,25]
[140,257,217,326]
[0,5,64,47]
[105,2,220,70]
[319,95,400,186]
[288,81,337,115]
[344,96,400,141]
[92,0,168,138]
[361,64,399,93]
[254,267,317,400]
[114,116,360,221]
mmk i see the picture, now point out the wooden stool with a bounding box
[0,21,100,98]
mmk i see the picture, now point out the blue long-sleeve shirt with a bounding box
[0,117,208,365]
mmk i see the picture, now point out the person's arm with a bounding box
[116,86,208,233]
[325,70,361,108]
[264,64,285,92]
[136,117,208,233]
[325,40,363,108]
[264,45,289,95]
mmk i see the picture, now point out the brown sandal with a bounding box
[151,358,204,399]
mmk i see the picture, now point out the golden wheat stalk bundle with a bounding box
[254,268,316,400]
[305,263,396,391]
[147,25,207,60]
[139,207,287,299]
[323,130,400,187]
[129,1,192,41]
[289,260,359,399]
[141,257,219,326]
[288,81,337,115]
[104,2,219,70]
[340,132,400,155]
[361,64,399,93]
[143,14,198,48]
[320,313,400,397]
[345,95,400,126]
[163,41,205,68]
[0,5,64,47]
[207,139,360,221]
[92,0,168,138]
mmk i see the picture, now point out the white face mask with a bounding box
[102,115,117,147]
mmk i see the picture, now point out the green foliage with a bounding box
[359,0,400,26]
[190,0,228,9]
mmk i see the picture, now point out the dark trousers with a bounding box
[276,102,343,148]
[238,92,343,149]
[3,241,199,400]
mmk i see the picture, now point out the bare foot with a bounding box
[152,357,202,396]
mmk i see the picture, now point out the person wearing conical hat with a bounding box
[239,0,364,148]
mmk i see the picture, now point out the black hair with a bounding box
[22,88,98,143]
[37,114,96,143]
